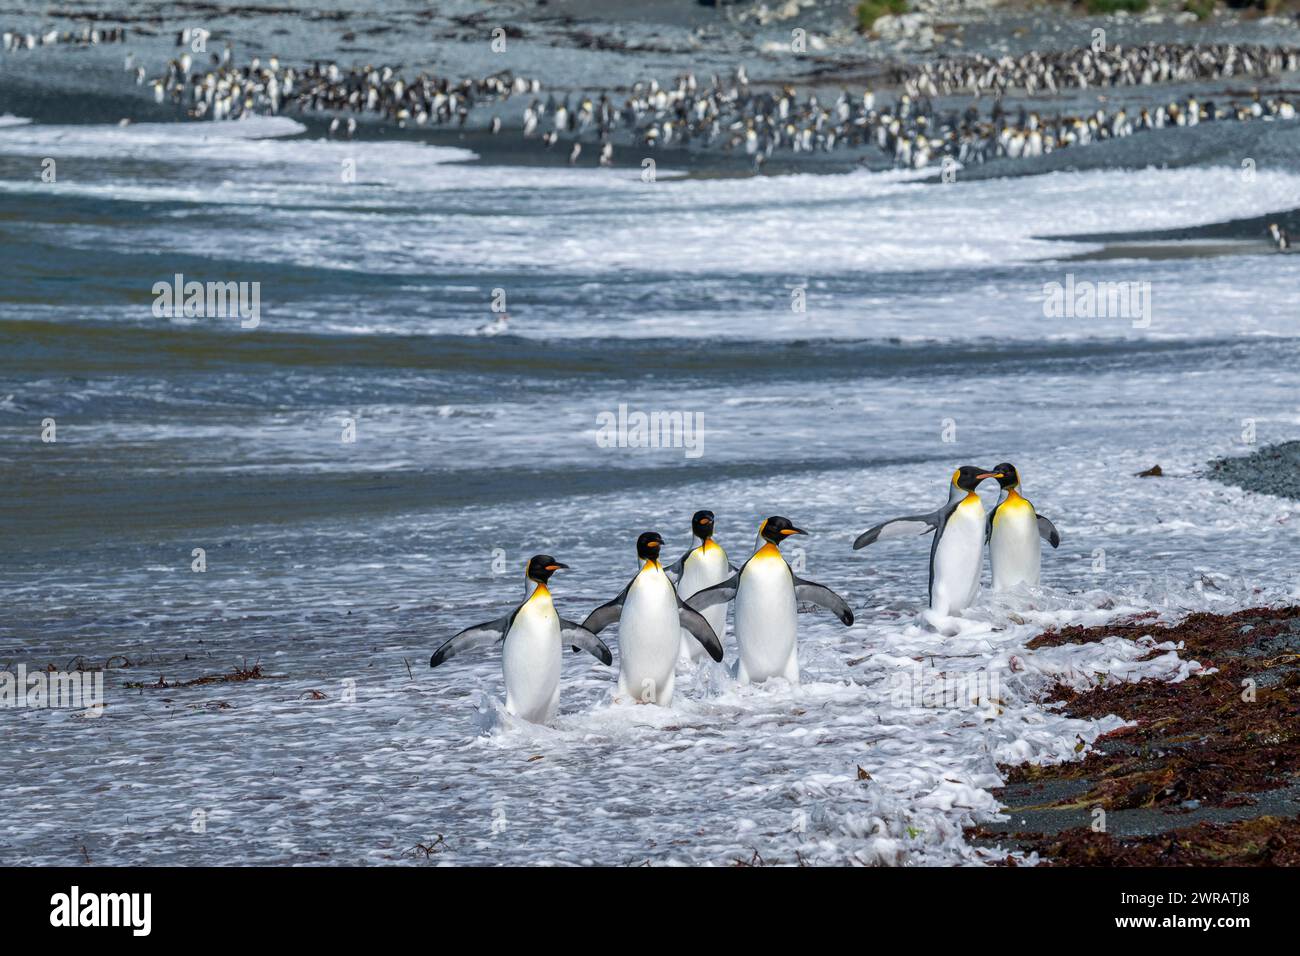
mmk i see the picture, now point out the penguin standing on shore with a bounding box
[665,510,737,663]
[853,465,1002,615]
[430,555,612,724]
[688,517,853,686]
[987,463,1061,591]
[582,532,723,706]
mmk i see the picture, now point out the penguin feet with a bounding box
[919,607,965,636]
[472,691,510,735]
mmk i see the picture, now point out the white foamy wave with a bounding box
[116,115,308,140]
[0,115,309,146]
[0,118,474,164]
[0,127,1292,283]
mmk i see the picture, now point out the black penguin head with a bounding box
[992,462,1020,490]
[952,465,1001,493]
[691,510,715,541]
[636,531,664,562]
[526,554,567,584]
[759,516,807,546]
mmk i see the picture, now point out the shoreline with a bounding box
[3,4,1300,184]
[969,605,1300,865]
[1207,440,1300,501]
[2,4,1300,872]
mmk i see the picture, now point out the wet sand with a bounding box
[1063,239,1281,261]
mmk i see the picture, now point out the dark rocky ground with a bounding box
[968,605,1300,864]
[1208,440,1300,501]
[975,437,1300,865]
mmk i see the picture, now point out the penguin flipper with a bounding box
[793,577,855,626]
[676,599,724,662]
[852,513,939,550]
[1036,514,1062,548]
[430,616,510,668]
[581,599,623,635]
[685,574,739,612]
[581,583,630,634]
[560,620,613,665]
[663,553,688,583]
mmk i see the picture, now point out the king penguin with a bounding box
[665,510,737,663]
[987,462,1061,591]
[429,555,612,724]
[853,465,1001,615]
[582,532,723,705]
[688,517,853,685]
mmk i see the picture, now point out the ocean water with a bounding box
[2,115,1298,865]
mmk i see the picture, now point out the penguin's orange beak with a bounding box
[975,472,1002,481]
[780,527,807,536]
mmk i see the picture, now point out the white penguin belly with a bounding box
[990,500,1041,590]
[931,497,986,615]
[677,545,730,662]
[618,567,681,704]
[733,552,798,684]
[502,598,562,724]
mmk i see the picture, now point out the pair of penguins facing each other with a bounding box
[429,513,853,723]
[429,462,1058,724]
[854,462,1061,615]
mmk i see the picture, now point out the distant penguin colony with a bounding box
[0,25,126,51]
[889,43,1300,98]
[430,464,1059,723]
[105,37,1299,172]
[140,52,541,126]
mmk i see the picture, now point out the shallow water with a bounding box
[1,113,1298,865]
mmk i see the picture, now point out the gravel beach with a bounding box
[1209,440,1300,501]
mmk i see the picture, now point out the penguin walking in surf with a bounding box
[853,465,1002,616]
[687,517,853,686]
[429,555,612,724]
[582,532,723,705]
[664,510,737,663]
[987,463,1061,591]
